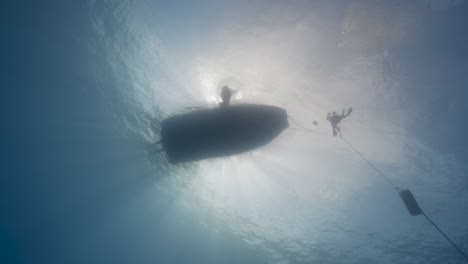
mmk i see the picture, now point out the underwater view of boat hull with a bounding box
[160,104,289,163]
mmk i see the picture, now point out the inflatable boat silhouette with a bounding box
[160,104,289,163]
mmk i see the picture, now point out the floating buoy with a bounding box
[399,189,422,216]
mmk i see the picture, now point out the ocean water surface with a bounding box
[2,1,468,263]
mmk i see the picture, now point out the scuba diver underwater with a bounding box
[326,107,353,137]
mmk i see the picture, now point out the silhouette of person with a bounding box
[327,107,353,136]
[219,85,234,107]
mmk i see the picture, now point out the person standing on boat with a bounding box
[219,85,234,107]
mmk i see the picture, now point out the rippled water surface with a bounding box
[2,1,468,263]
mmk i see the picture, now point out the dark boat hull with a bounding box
[161,104,289,163]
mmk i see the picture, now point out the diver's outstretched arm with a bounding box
[343,107,353,118]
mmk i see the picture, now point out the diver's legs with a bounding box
[332,123,338,136]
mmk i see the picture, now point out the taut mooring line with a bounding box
[288,116,335,137]
[422,212,468,261]
[342,136,468,262]
[287,115,468,262]
[341,137,400,190]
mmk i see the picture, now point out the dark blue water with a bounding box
[2,1,468,263]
